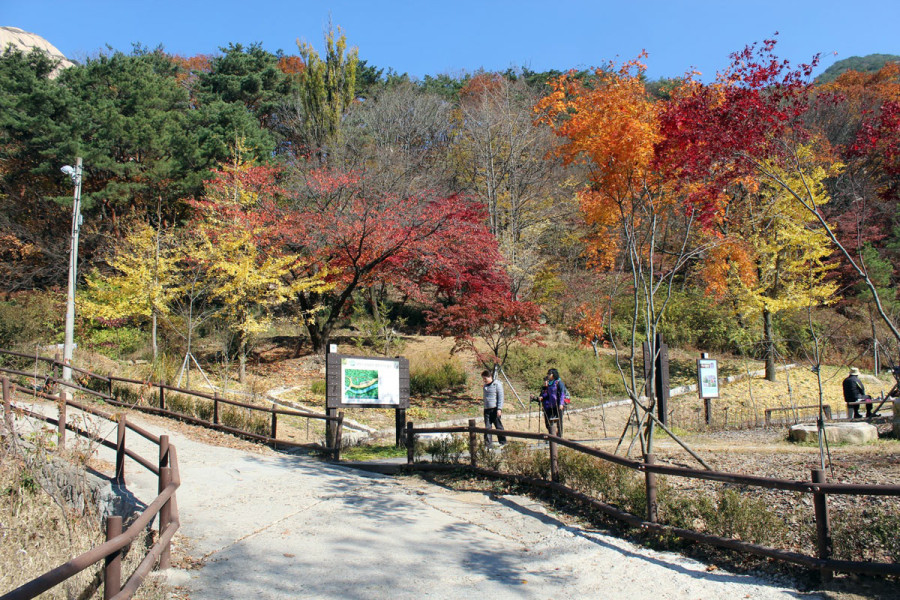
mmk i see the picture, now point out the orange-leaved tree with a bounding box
[536,58,707,458]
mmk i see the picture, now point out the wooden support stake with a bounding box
[645,453,658,523]
[58,391,67,450]
[213,393,220,426]
[549,421,559,483]
[468,419,477,467]
[2,377,11,423]
[103,515,123,599]
[406,422,415,465]
[812,469,833,582]
[159,385,165,410]
[333,411,344,460]
[158,466,172,570]
[115,415,126,485]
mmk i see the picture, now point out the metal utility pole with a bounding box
[62,157,83,382]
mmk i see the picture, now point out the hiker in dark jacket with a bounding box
[842,366,874,418]
[540,368,567,436]
[482,369,506,445]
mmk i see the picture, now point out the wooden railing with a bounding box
[0,348,344,459]
[1,378,180,600]
[406,420,900,579]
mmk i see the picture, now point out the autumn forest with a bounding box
[2,29,900,388]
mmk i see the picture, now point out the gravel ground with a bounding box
[5,400,842,600]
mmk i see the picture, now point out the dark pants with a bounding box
[847,399,874,419]
[543,404,564,437]
[483,407,506,444]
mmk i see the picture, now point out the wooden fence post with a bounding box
[107,374,114,399]
[549,421,559,483]
[115,415,126,485]
[468,419,477,467]
[333,411,344,461]
[159,385,166,410]
[57,391,67,450]
[159,434,169,470]
[406,422,415,465]
[270,403,278,448]
[103,515,123,599]
[213,393,220,426]
[645,453,658,523]
[158,466,172,570]
[812,469,833,582]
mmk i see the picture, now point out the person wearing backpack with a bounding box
[540,368,568,437]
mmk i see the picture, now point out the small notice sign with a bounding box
[697,359,719,399]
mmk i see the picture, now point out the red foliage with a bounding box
[655,37,820,224]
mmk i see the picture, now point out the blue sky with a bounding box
[4,1,899,80]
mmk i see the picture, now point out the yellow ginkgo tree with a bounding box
[702,148,841,380]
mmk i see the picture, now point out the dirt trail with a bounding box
[11,400,826,600]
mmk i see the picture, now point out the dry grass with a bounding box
[1,415,169,599]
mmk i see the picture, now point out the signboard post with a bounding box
[325,352,410,447]
[697,353,719,425]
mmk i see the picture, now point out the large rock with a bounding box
[790,422,878,444]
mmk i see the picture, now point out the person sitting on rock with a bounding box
[842,366,874,419]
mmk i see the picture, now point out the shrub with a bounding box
[410,362,467,397]
[0,291,64,349]
[423,434,467,463]
[86,325,145,359]
[832,506,900,563]
[661,486,788,547]
[310,379,326,396]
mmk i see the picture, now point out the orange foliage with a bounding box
[277,55,306,75]
[700,238,757,300]
[535,56,668,265]
[459,72,505,106]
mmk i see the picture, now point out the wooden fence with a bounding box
[1,378,180,600]
[0,348,344,459]
[406,420,900,579]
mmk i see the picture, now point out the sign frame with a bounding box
[697,358,719,399]
[326,353,410,409]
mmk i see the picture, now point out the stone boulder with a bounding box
[790,422,878,444]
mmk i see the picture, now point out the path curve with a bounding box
[18,401,822,600]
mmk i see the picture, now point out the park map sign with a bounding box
[326,354,410,409]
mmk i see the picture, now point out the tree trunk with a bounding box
[151,311,158,364]
[763,308,776,382]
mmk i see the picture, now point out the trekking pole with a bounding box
[498,366,527,410]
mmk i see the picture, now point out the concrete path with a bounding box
[15,401,821,600]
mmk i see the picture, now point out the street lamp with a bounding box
[61,158,83,382]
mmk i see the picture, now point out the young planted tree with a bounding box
[537,59,709,461]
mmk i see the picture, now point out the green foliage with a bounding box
[409,362,467,397]
[0,291,64,348]
[86,325,144,359]
[310,379,326,396]
[832,506,900,563]
[502,441,550,479]
[423,434,467,463]
[661,487,789,547]
[504,343,624,398]
[350,296,407,356]
[815,54,900,84]
[340,444,406,461]
[556,449,648,515]
[197,43,296,130]
[658,288,753,352]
